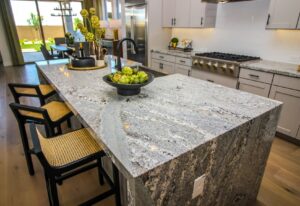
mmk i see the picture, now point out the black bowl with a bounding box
[103,72,154,96]
[72,57,95,68]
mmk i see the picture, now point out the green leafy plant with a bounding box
[27,13,43,39]
[73,17,83,31]
[171,37,179,44]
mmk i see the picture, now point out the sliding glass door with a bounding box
[10,0,83,63]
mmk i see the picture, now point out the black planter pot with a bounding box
[71,57,95,68]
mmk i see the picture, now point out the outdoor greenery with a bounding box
[20,38,54,52]
[73,17,83,31]
[27,13,44,39]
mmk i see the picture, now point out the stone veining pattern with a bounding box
[37,61,282,206]
[241,60,300,78]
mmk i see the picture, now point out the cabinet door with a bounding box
[175,64,190,76]
[269,86,300,138]
[190,0,206,28]
[152,59,174,74]
[238,78,271,97]
[162,0,176,27]
[174,0,191,27]
[266,0,300,29]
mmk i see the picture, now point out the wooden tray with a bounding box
[66,63,107,71]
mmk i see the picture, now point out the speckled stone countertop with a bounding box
[151,49,195,58]
[241,60,300,78]
[36,59,281,179]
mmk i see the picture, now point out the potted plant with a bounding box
[77,8,106,59]
[171,37,179,48]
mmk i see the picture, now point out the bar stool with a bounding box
[8,83,56,106]
[29,124,121,206]
[9,101,73,175]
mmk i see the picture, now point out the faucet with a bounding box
[116,38,138,71]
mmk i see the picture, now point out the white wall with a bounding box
[147,0,172,66]
[0,14,13,66]
[171,0,300,64]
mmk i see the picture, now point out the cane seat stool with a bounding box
[29,124,121,206]
[9,101,73,176]
[8,83,56,106]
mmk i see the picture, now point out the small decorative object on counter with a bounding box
[170,37,179,48]
[103,66,154,96]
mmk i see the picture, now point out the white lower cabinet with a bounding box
[152,59,175,74]
[175,64,190,76]
[269,85,300,139]
[238,78,271,97]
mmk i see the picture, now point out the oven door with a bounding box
[191,68,238,89]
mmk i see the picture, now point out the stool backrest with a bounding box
[40,45,53,60]
[54,37,66,45]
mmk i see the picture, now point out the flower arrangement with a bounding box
[65,32,74,45]
[78,8,105,43]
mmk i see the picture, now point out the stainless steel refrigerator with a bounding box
[125,0,147,65]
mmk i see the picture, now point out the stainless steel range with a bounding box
[191,52,260,88]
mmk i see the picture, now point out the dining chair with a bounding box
[29,123,121,206]
[9,101,73,175]
[8,83,56,106]
[54,37,66,45]
[41,45,59,60]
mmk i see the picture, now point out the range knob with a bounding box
[199,60,204,65]
[193,59,199,66]
[221,64,227,72]
[229,65,235,73]
[213,63,218,67]
[207,61,212,67]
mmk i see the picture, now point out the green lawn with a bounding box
[20,39,54,52]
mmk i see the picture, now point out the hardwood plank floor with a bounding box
[0,64,299,206]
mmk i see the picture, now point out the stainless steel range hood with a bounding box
[202,0,253,3]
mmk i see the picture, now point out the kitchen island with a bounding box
[36,59,282,206]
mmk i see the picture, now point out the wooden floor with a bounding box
[0,64,300,206]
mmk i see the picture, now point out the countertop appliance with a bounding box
[191,52,260,88]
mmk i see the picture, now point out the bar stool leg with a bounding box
[113,163,121,206]
[97,158,105,185]
[49,176,59,206]
[19,123,35,176]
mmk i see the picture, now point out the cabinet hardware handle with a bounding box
[171,18,174,26]
[249,74,259,78]
[159,56,164,59]
[201,17,203,26]
[188,70,191,76]
[207,79,214,83]
[266,14,270,26]
[174,18,176,26]
[159,63,164,69]
[180,60,186,63]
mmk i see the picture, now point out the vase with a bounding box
[89,42,96,56]
[95,44,107,60]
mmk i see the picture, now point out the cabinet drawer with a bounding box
[238,78,271,97]
[191,69,238,89]
[152,59,175,74]
[269,85,300,138]
[175,57,192,66]
[273,74,300,91]
[240,68,274,84]
[152,52,175,62]
[174,64,191,76]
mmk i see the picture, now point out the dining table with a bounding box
[50,44,74,58]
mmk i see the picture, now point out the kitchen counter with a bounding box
[37,59,282,206]
[241,60,300,78]
[151,49,195,58]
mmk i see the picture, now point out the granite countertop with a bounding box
[240,60,300,78]
[37,61,281,179]
[151,49,195,58]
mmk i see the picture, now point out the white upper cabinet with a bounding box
[162,0,176,27]
[266,0,300,29]
[162,0,217,28]
[174,0,191,27]
[190,1,217,28]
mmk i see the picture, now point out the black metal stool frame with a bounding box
[29,124,121,206]
[9,103,73,176]
[8,83,56,106]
